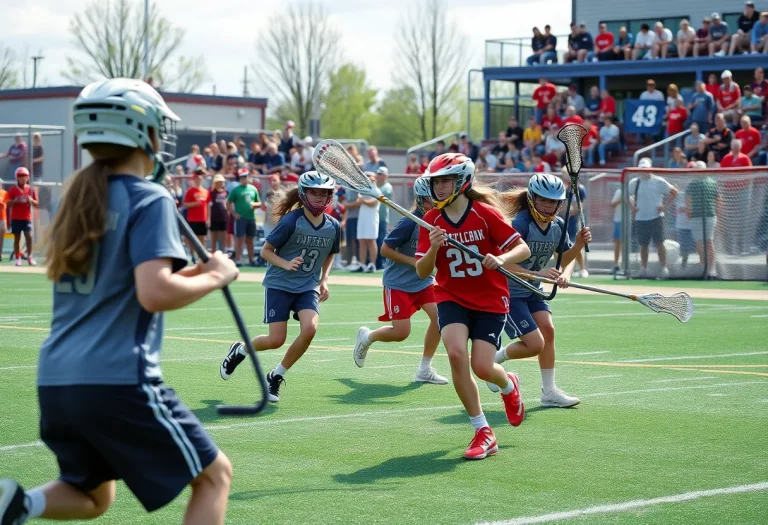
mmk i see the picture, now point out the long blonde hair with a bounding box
[465,180,516,221]
[272,187,302,222]
[502,188,531,219]
[45,144,135,281]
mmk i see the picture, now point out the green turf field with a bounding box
[1,273,767,524]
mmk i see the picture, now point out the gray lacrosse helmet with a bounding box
[527,173,566,223]
[413,176,433,212]
[298,170,336,216]
[73,78,180,179]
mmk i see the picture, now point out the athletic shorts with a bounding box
[209,220,227,232]
[504,295,551,339]
[378,285,436,322]
[635,217,664,246]
[188,221,208,236]
[436,301,505,350]
[263,287,320,323]
[346,218,358,245]
[613,221,621,241]
[10,220,31,234]
[234,218,257,238]
[677,229,695,256]
[38,383,218,512]
[691,216,717,243]
[567,215,580,241]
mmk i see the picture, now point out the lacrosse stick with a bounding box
[148,162,269,416]
[557,124,590,254]
[312,140,550,299]
[511,270,694,322]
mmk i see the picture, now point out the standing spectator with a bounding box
[628,158,677,278]
[750,67,768,118]
[674,185,695,269]
[540,25,558,64]
[594,23,616,61]
[668,147,688,168]
[666,98,688,140]
[564,22,581,63]
[491,131,509,162]
[202,146,214,171]
[566,85,585,114]
[666,83,684,110]
[429,140,446,160]
[208,174,229,252]
[506,117,524,149]
[182,169,209,262]
[720,139,752,167]
[610,186,623,274]
[31,133,44,183]
[523,116,544,157]
[730,1,761,55]
[364,146,387,172]
[616,26,634,60]
[405,153,421,174]
[418,154,429,173]
[541,106,563,130]
[581,116,599,165]
[689,80,715,133]
[185,144,201,173]
[676,19,696,57]
[375,166,393,270]
[598,89,616,120]
[686,161,721,279]
[561,167,588,277]
[227,168,260,267]
[651,21,674,59]
[632,23,656,60]
[684,123,706,159]
[718,70,742,127]
[564,105,584,125]
[641,79,665,102]
[543,125,566,168]
[693,17,712,56]
[279,121,297,157]
[344,177,362,270]
[531,151,552,173]
[704,113,733,160]
[209,143,224,173]
[598,116,621,165]
[583,85,601,119]
[741,86,764,125]
[0,135,28,179]
[526,27,547,66]
[356,172,380,273]
[735,116,763,163]
[751,12,768,54]
[708,13,730,56]
[532,78,557,123]
[260,174,282,239]
[7,167,38,266]
[0,184,6,262]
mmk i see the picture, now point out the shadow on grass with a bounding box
[327,378,421,405]
[192,398,277,423]
[333,450,464,484]
[433,404,563,427]
[230,486,390,501]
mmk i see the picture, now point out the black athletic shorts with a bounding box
[188,221,208,236]
[635,216,664,246]
[209,220,227,232]
[436,301,505,349]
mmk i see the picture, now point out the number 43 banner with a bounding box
[624,99,667,134]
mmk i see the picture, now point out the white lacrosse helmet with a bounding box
[527,173,566,223]
[413,176,433,213]
[298,170,335,216]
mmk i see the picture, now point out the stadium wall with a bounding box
[575,0,754,30]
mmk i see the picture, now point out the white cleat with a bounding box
[578,269,589,278]
[414,367,449,385]
[540,387,580,408]
[353,327,372,368]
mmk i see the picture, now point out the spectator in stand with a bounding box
[598,115,621,165]
[582,116,599,165]
[533,78,557,123]
[0,135,28,179]
[610,187,623,273]
[584,85,601,119]
[718,70,742,127]
[666,98,689,142]
[543,125,566,168]
[561,167,589,277]
[405,153,421,174]
[531,151,551,173]
[209,143,224,173]
[708,13,730,56]
[704,113,733,160]
[526,27,547,66]
[676,19,696,58]
[264,142,285,174]
[736,116,763,165]
[447,141,460,153]
[741,86,764,125]
[0,184,6,262]
[641,78,665,102]
[202,146,214,170]
[594,23,617,61]
[475,149,491,173]
[541,106,563,130]
[567,84,585,114]
[375,166,393,270]
[684,123,706,159]
[693,17,712,56]
[356,172,380,273]
[720,138,752,167]
[182,169,209,262]
[632,23,656,60]
[279,120,297,157]
[259,174,281,240]
[208,174,229,252]
[236,139,247,161]
[755,133,768,165]
[599,89,616,120]
[564,105,584,125]
[523,116,545,156]
[457,133,478,161]
[506,117,524,149]
[668,147,688,168]
[419,154,429,173]
[564,22,581,63]
[248,143,266,173]
[429,140,446,160]
[686,160,721,278]
[750,67,768,118]
[689,80,715,133]
[227,168,260,267]
[173,164,185,178]
[540,24,558,64]
[651,21,674,59]
[730,1,761,55]
[666,83,683,110]
[575,23,594,62]
[491,131,509,162]
[616,26,634,60]
[752,12,768,53]
[503,143,522,171]
[705,73,721,105]
[706,150,721,167]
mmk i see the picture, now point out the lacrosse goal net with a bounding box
[620,166,768,281]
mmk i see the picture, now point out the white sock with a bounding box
[274,364,288,377]
[500,375,515,395]
[541,368,555,393]
[236,342,247,356]
[495,347,508,364]
[363,331,371,344]
[469,413,488,430]
[24,489,46,519]
[418,357,432,373]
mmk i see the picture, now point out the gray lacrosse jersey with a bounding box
[263,208,341,293]
[37,175,187,386]
[508,210,573,299]
[382,211,435,293]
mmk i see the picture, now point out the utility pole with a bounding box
[241,66,250,97]
[31,55,44,88]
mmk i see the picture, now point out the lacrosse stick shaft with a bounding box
[570,182,590,254]
[510,270,639,300]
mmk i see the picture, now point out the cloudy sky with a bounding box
[4,0,572,100]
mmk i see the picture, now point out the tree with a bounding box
[255,1,341,136]
[321,63,378,140]
[393,0,470,142]
[64,0,207,93]
[371,86,424,148]
[0,44,18,90]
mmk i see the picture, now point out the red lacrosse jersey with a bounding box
[7,184,36,221]
[415,200,521,314]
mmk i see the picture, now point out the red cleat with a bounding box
[464,426,498,460]
[501,372,525,426]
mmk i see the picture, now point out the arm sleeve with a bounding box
[511,213,530,242]
[331,219,341,254]
[265,213,297,250]
[486,206,521,251]
[129,195,187,273]
[384,217,416,249]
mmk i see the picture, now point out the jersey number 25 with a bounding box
[446,246,483,278]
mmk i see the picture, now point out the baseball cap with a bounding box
[711,12,721,19]
[638,157,652,168]
[193,166,206,175]
[376,166,389,175]
[459,132,468,138]
[746,1,755,7]
[237,168,249,178]
[303,136,313,145]
[213,174,226,183]
[721,69,733,79]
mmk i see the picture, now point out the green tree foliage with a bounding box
[321,63,378,140]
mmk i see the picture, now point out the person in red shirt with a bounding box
[182,168,210,253]
[666,99,689,136]
[532,78,557,124]
[0,186,6,262]
[718,70,742,127]
[415,153,531,460]
[540,106,563,130]
[720,139,752,167]
[705,72,721,101]
[581,117,599,165]
[563,105,584,125]
[735,115,763,161]
[7,167,38,266]
[594,23,617,60]
[599,89,616,119]
[750,66,768,117]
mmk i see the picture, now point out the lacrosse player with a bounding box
[490,173,591,408]
[220,171,341,403]
[352,176,448,385]
[415,153,531,460]
[0,79,238,525]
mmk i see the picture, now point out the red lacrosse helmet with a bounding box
[15,167,30,180]
[422,153,475,209]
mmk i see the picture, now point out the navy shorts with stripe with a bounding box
[10,219,31,234]
[436,301,505,350]
[263,287,319,323]
[504,295,551,339]
[38,383,218,512]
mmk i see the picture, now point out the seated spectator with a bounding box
[476,148,495,172]
[735,115,763,162]
[599,89,616,120]
[540,25,558,64]
[458,133,478,161]
[563,23,581,63]
[741,86,764,124]
[564,105,584,125]
[448,141,460,153]
[263,142,285,173]
[526,27,547,66]
[705,72,721,101]
[756,134,768,166]
[720,139,752,167]
[708,13,730,56]
[730,2,761,56]
[641,78,665,102]
[248,143,265,173]
[718,70,742,127]
[567,84,585,114]
[405,153,420,174]
[706,150,720,168]
[676,19,696,58]
[582,117,599,165]
[666,98,689,139]
[693,140,709,163]
[533,78,557,123]
[491,131,509,160]
[541,106,563,130]
[668,146,688,168]
[651,21,674,59]
[506,117,524,149]
[531,151,552,173]
[693,17,712,56]
[419,154,429,173]
[543,125,566,168]
[575,23,594,62]
[750,67,768,117]
[594,23,617,61]
[516,154,533,173]
[598,115,621,165]
[752,12,768,54]
[632,23,656,60]
[429,139,446,161]
[704,113,733,160]
[503,143,522,171]
[666,83,683,110]
[615,26,634,60]
[523,116,545,156]
[684,123,706,159]
[553,90,569,116]
[209,143,224,173]
[689,80,715,133]
[584,85,601,119]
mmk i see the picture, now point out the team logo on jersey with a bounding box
[520,320,529,329]
[269,309,276,318]
[296,234,333,248]
[393,306,400,314]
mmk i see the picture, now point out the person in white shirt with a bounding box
[651,22,674,58]
[598,116,621,165]
[610,187,623,274]
[633,24,657,59]
[356,172,381,273]
[676,19,697,58]
[628,157,679,278]
[640,79,666,102]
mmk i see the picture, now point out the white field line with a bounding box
[751,314,768,318]
[569,351,610,356]
[474,481,768,525]
[585,374,623,379]
[619,351,768,363]
[1,380,765,454]
[650,376,716,383]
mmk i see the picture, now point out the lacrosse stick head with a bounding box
[637,292,694,323]
[557,124,588,180]
[313,140,381,198]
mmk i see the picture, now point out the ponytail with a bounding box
[503,188,530,218]
[465,180,518,221]
[272,187,302,222]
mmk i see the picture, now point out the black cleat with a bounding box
[266,371,285,402]
[220,342,247,380]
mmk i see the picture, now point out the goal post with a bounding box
[620,166,768,281]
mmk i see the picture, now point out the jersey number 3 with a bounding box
[446,246,483,278]
[299,248,320,272]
